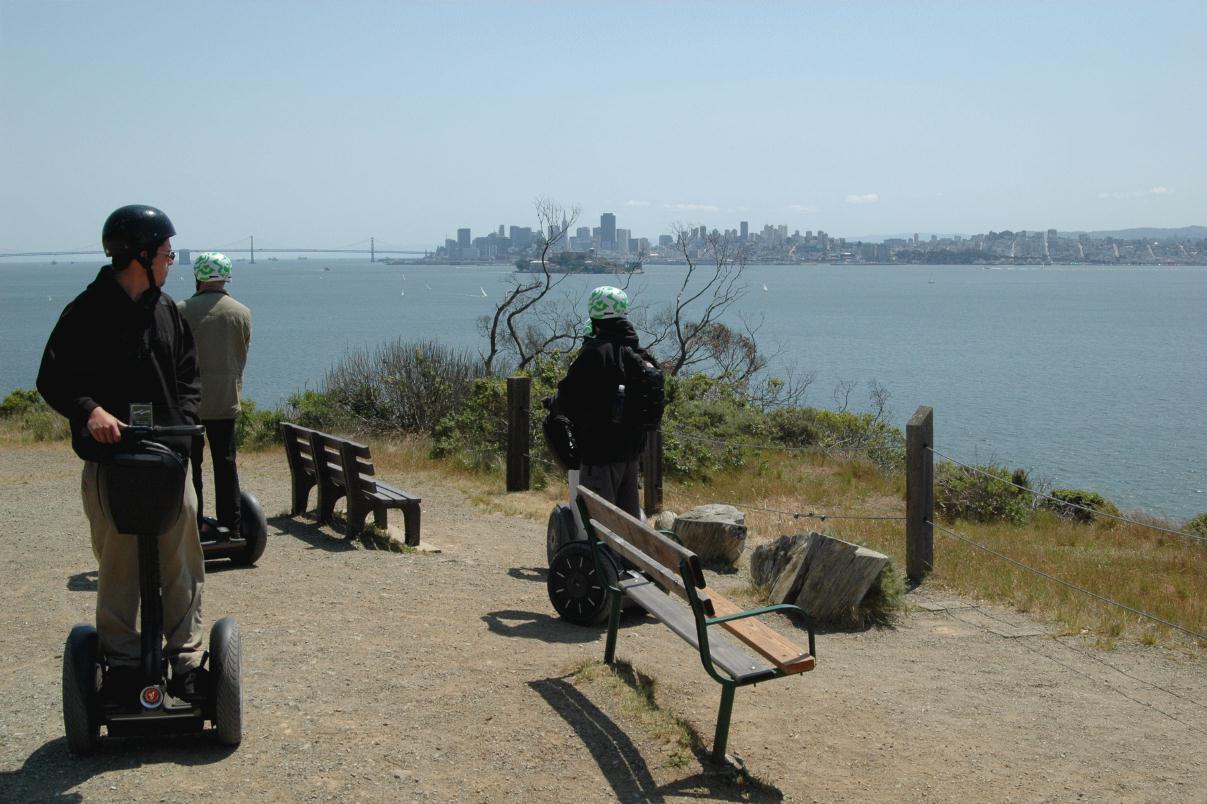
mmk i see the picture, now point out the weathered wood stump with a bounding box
[750,532,888,624]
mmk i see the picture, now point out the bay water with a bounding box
[2,259,1203,520]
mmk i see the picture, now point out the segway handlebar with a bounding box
[119,424,206,439]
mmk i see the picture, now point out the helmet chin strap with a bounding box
[136,252,161,308]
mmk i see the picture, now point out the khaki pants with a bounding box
[81,461,205,672]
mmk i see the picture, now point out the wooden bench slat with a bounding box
[578,488,704,588]
[709,592,815,675]
[623,579,777,683]
[592,519,714,617]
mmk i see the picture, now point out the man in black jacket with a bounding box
[557,286,652,517]
[37,205,207,700]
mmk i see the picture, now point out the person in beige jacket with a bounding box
[179,252,251,538]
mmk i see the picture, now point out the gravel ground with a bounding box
[1,442,1204,802]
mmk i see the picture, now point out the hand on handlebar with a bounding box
[86,407,125,444]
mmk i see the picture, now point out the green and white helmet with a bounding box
[193,251,232,283]
[588,286,629,320]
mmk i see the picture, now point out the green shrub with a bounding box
[322,339,491,434]
[766,406,905,471]
[236,399,286,449]
[856,560,907,626]
[429,353,567,487]
[935,462,1031,524]
[660,374,764,480]
[1042,488,1120,524]
[283,389,343,432]
[25,409,70,441]
[0,388,46,418]
[1185,513,1207,537]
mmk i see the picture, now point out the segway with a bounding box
[199,489,268,566]
[62,424,243,753]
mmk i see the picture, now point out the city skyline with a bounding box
[2,1,1204,252]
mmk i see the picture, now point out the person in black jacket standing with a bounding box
[556,286,653,518]
[37,205,208,701]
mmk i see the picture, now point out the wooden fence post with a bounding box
[906,405,934,583]
[506,376,531,492]
[642,427,663,516]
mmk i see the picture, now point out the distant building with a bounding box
[600,212,616,251]
[457,228,471,249]
[740,221,749,240]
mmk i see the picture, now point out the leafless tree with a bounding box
[867,379,891,421]
[643,225,748,377]
[480,198,580,373]
[831,378,857,412]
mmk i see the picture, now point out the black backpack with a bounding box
[619,346,666,431]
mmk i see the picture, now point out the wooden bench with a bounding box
[280,422,421,546]
[569,486,816,760]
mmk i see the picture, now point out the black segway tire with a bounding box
[209,617,243,746]
[62,624,100,754]
[546,504,580,565]
[547,541,617,626]
[234,490,268,566]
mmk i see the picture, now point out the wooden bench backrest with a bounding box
[336,439,379,496]
[576,487,708,607]
[281,422,318,476]
[309,432,349,488]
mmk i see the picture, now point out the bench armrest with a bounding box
[706,603,816,659]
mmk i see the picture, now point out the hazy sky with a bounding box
[2,1,1203,252]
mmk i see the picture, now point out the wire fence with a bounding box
[928,518,1206,642]
[930,447,1206,544]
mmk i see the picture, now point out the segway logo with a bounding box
[140,685,163,709]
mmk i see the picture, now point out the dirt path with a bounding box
[1,442,1204,802]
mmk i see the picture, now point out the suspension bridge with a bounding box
[0,236,429,263]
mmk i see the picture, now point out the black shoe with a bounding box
[103,666,142,705]
[168,666,211,702]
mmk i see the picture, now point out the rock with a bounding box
[750,532,889,625]
[672,504,746,564]
[652,510,677,532]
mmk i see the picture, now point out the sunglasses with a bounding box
[156,250,177,262]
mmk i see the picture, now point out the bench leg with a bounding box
[316,482,342,526]
[402,503,421,547]
[346,496,369,537]
[603,590,623,665]
[290,477,315,516]
[712,683,736,761]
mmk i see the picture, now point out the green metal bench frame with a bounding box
[575,487,816,760]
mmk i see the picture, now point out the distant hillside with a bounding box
[851,226,1207,243]
[1083,226,1207,241]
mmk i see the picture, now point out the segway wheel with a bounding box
[234,490,268,566]
[546,504,580,565]
[547,541,617,626]
[209,617,243,746]
[62,624,100,754]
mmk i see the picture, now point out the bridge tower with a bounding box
[249,235,255,265]
[371,237,375,263]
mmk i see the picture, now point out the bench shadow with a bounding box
[267,515,356,553]
[507,566,547,583]
[0,734,237,801]
[67,570,98,592]
[530,674,783,802]
[482,609,602,644]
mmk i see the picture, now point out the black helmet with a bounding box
[102,205,176,268]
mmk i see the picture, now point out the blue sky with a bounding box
[1,1,1203,251]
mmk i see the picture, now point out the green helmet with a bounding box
[193,252,232,283]
[588,286,629,320]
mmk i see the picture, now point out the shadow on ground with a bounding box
[530,674,783,802]
[0,735,237,801]
[66,570,98,592]
[268,515,355,553]
[482,609,602,644]
[507,566,547,583]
